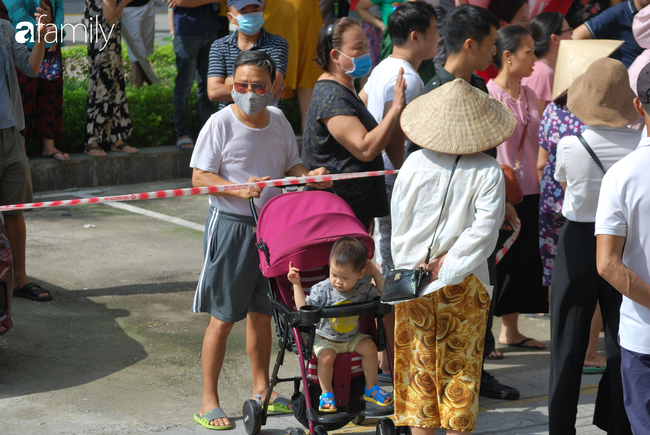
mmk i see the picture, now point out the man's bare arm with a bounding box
[597,234,650,309]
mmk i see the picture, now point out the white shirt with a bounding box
[190,106,302,216]
[391,150,505,298]
[363,56,424,185]
[555,126,640,222]
[595,136,650,354]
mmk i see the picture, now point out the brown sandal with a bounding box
[111,142,139,154]
[84,145,106,157]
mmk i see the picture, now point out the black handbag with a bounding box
[381,155,461,303]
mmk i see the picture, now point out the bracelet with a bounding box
[376,276,385,282]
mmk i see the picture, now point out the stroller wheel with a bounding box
[314,424,328,435]
[353,415,365,426]
[376,418,396,435]
[242,399,263,435]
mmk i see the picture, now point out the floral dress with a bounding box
[84,0,132,146]
[538,97,585,286]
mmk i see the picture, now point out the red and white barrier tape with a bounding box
[495,217,521,264]
[0,170,398,211]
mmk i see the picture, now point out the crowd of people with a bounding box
[2,0,650,434]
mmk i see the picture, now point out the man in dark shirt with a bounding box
[405,4,498,160]
[573,0,650,68]
[404,4,520,402]
[171,0,221,150]
[206,0,289,111]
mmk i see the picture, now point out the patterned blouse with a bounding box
[538,97,586,214]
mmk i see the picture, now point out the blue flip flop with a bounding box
[194,407,232,430]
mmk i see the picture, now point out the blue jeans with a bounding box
[173,30,218,138]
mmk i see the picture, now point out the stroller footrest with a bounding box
[361,406,394,418]
[306,409,357,424]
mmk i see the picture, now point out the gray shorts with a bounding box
[191,207,272,323]
[0,127,33,216]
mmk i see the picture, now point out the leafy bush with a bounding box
[26,43,301,156]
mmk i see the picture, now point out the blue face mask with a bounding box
[235,12,265,36]
[337,50,372,78]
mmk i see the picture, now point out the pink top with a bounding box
[521,60,554,102]
[629,5,650,94]
[487,80,541,195]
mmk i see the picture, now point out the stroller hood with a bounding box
[256,191,375,278]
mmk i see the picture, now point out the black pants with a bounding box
[548,221,631,434]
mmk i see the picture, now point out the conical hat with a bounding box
[400,79,516,155]
[552,39,623,101]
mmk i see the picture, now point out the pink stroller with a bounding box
[243,191,399,435]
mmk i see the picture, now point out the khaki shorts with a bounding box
[0,127,33,216]
[313,333,372,357]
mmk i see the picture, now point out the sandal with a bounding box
[318,392,337,413]
[83,145,106,157]
[12,282,52,302]
[110,142,139,154]
[176,137,194,150]
[364,385,393,406]
[267,395,292,413]
[43,151,70,161]
[193,407,232,430]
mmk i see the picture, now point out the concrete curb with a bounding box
[29,146,193,193]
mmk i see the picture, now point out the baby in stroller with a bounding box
[288,237,393,413]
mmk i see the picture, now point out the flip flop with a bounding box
[194,407,232,430]
[12,283,52,302]
[176,137,194,150]
[267,395,292,413]
[83,145,106,157]
[499,337,546,349]
[111,142,139,154]
[485,350,505,360]
[583,365,607,374]
[42,151,70,161]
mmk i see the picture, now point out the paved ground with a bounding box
[0,180,608,434]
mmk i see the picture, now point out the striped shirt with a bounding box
[208,28,289,111]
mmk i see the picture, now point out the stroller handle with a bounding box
[249,198,259,225]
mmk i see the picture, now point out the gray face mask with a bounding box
[231,89,275,116]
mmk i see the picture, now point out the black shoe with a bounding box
[479,370,520,400]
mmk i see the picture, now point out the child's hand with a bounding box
[366,260,382,280]
[287,261,301,285]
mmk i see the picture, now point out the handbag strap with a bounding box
[577,134,606,174]
[424,155,461,265]
[513,122,528,172]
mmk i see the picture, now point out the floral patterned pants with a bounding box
[393,274,489,433]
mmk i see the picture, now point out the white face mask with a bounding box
[231,87,274,116]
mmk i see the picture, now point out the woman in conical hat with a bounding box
[391,78,515,435]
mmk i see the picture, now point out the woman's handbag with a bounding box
[381,156,461,304]
[500,122,527,206]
